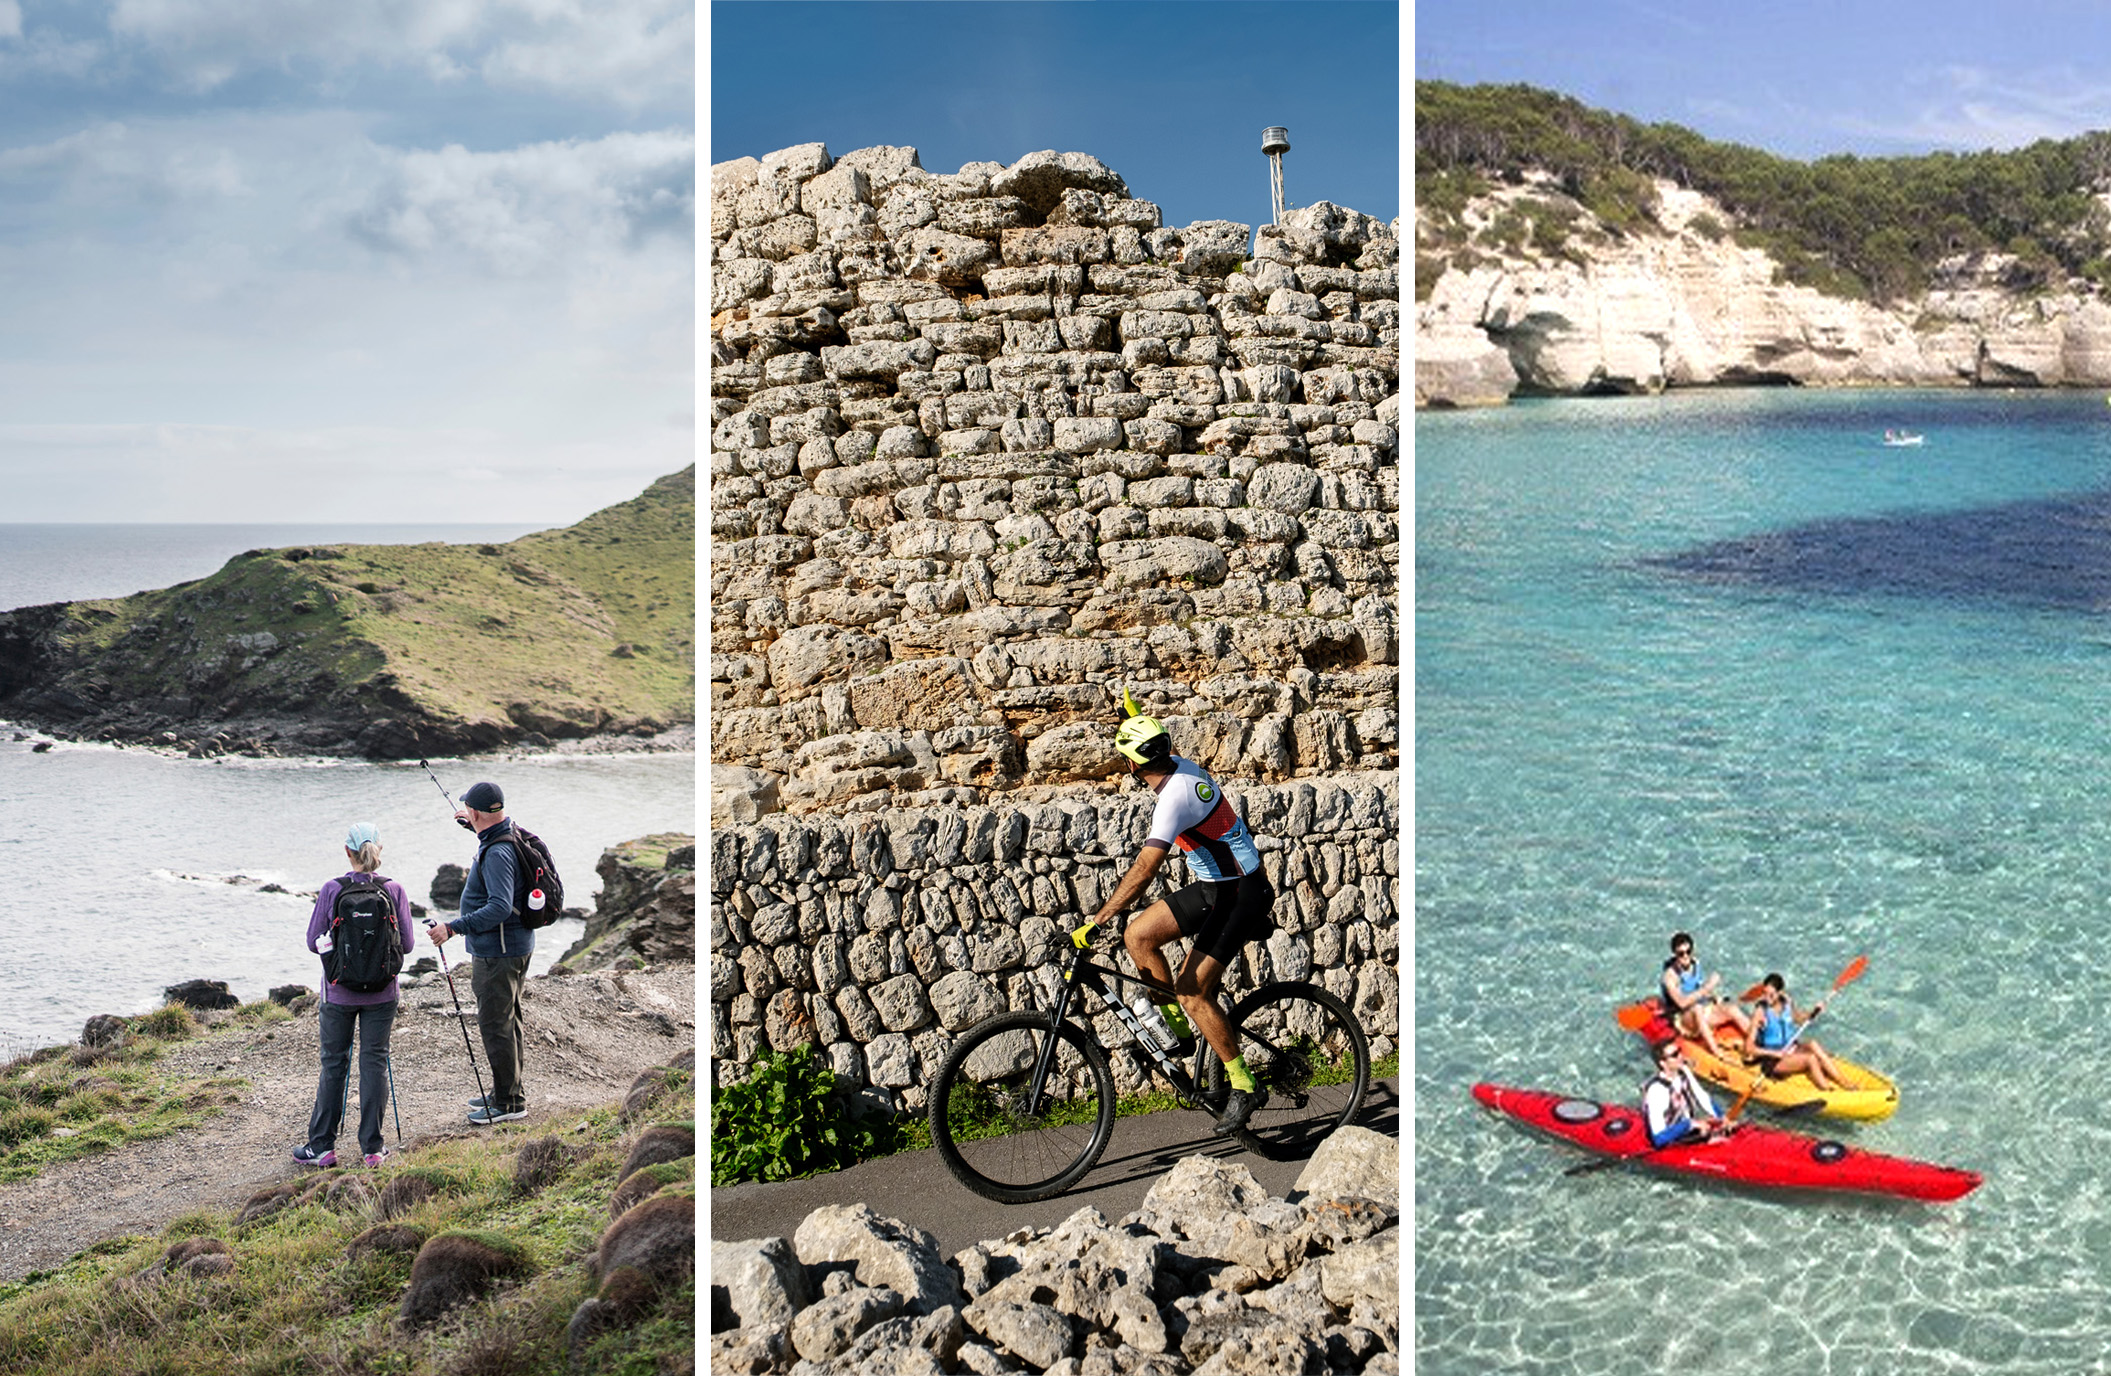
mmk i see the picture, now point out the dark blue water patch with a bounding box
[1646,490,2111,612]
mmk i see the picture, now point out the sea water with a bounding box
[1417,390,2111,1373]
[0,525,695,1050]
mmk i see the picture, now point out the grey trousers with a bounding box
[306,998,396,1157]
[470,954,530,1113]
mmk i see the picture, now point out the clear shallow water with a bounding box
[0,524,694,1049]
[1417,390,2111,1373]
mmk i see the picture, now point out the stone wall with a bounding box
[708,776,1398,1109]
[710,142,1401,817]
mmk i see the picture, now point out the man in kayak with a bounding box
[1642,1038,1731,1147]
[1076,691,1276,1137]
[1658,931,1752,1061]
[1747,973,1845,1091]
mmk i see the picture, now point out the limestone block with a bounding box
[1246,463,1322,513]
[871,974,934,1033]
[1002,319,1063,354]
[1024,722,1125,782]
[1176,219,1251,275]
[990,150,1128,216]
[1099,535,1229,587]
[713,411,769,452]
[762,141,832,183]
[1000,225,1111,267]
[938,196,1033,239]
[888,519,996,562]
[713,1236,813,1333]
[936,428,999,456]
[709,764,783,829]
[747,214,820,261]
[1052,416,1124,452]
[899,227,996,285]
[837,145,925,194]
[963,1300,1075,1370]
[766,625,888,697]
[1097,505,1147,542]
[921,321,1004,357]
[848,658,983,731]
[794,1204,966,1316]
[1127,474,1193,508]
[928,970,1005,1031]
[821,339,937,380]
[1139,288,1209,314]
[1120,310,1195,341]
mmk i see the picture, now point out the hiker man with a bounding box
[1074,691,1277,1136]
[426,780,531,1125]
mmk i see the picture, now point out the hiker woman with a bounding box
[295,821,415,1168]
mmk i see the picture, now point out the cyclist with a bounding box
[1075,690,1276,1135]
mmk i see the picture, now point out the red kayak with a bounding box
[1473,1083,1981,1203]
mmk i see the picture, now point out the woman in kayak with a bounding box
[1642,1039,1731,1147]
[1746,972,1845,1091]
[1658,931,1752,1061]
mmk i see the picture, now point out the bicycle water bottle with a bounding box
[528,888,546,912]
[1131,996,1177,1052]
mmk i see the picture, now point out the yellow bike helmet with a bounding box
[1114,687,1172,766]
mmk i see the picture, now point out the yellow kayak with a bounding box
[1614,999,1899,1122]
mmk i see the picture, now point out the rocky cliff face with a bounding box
[711,143,1401,818]
[1417,178,2111,407]
[557,833,698,973]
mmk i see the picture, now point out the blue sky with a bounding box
[0,1,693,522]
[709,1,1400,233]
[1416,0,2111,161]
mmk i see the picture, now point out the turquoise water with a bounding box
[1417,390,2111,1373]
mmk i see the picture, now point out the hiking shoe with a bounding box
[363,1149,390,1168]
[292,1145,336,1168]
[1212,1089,1256,1136]
[467,1104,527,1126]
[467,1095,493,1109]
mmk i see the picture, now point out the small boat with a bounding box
[1614,1000,1900,1121]
[1882,430,1924,447]
[1473,1083,1981,1202]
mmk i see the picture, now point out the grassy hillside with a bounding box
[0,467,694,758]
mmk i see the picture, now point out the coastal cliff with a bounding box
[1418,178,2111,407]
[1415,82,2111,407]
[0,467,695,758]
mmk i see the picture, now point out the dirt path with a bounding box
[0,965,696,1283]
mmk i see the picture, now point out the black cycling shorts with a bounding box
[1165,870,1277,966]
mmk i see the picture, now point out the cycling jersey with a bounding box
[1144,758,1262,883]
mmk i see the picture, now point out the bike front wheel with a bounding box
[928,1010,1117,1204]
[1208,980,1370,1161]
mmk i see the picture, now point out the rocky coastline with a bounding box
[1417,175,2111,407]
[711,1128,1398,1376]
[0,467,695,760]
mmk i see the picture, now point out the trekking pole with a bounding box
[417,757,474,830]
[386,1049,402,1146]
[425,921,490,1113]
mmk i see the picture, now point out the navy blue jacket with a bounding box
[457,818,532,959]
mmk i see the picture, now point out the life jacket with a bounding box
[1659,956,1706,1019]
[1755,1003,1797,1051]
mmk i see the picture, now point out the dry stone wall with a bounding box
[708,775,1398,1106]
[709,142,1401,1106]
[710,142,1401,816]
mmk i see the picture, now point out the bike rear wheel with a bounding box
[1207,980,1370,1160]
[928,1010,1117,1204]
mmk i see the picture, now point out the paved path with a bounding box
[711,1076,1400,1261]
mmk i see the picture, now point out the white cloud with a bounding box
[345,129,694,275]
[0,0,21,40]
[105,0,691,105]
[1833,65,2111,153]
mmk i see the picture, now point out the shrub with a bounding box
[709,1044,909,1186]
[134,1006,198,1042]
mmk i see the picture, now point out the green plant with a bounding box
[710,1044,910,1186]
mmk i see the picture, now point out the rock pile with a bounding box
[710,776,1397,1103]
[711,142,1400,818]
[710,1127,1398,1376]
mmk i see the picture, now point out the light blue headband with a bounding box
[345,821,381,851]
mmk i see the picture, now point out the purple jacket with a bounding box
[307,872,417,1007]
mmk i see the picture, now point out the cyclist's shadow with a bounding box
[1077,1080,1402,1195]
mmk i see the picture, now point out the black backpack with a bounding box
[325,874,404,992]
[488,825,564,930]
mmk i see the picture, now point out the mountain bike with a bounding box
[927,919,1371,1203]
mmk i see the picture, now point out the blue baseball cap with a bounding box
[345,821,381,851]
[460,781,504,811]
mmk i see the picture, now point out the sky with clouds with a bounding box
[0,0,693,523]
[1415,0,2111,161]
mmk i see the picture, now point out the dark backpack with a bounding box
[325,874,403,993]
[489,825,564,930]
